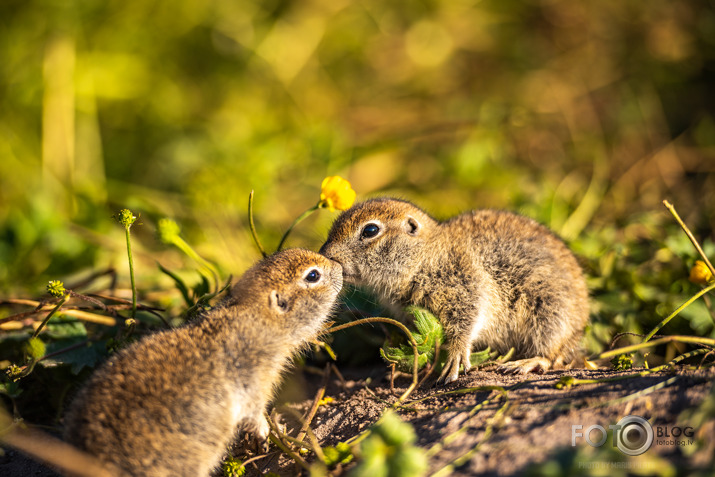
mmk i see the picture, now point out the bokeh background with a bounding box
[1,0,714,352]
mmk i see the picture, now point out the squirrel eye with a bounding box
[305,269,321,283]
[361,223,380,239]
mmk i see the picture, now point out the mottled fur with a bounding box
[63,249,342,477]
[320,198,588,383]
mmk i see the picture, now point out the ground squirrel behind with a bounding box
[63,249,342,477]
[320,198,588,384]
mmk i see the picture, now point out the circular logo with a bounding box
[614,416,653,456]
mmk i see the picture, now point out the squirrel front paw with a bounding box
[437,343,472,384]
[246,415,271,454]
[255,416,270,440]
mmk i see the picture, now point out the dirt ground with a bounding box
[252,364,715,476]
[2,365,713,476]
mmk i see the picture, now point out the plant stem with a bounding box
[644,282,715,341]
[593,376,679,408]
[426,386,507,458]
[276,204,319,252]
[429,397,511,477]
[560,348,710,391]
[327,317,420,403]
[599,335,715,360]
[125,226,137,319]
[248,190,267,258]
[663,200,715,277]
[295,364,330,443]
[170,235,220,292]
[267,418,310,471]
[32,294,70,338]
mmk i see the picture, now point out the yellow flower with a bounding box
[319,176,356,211]
[689,260,714,284]
[318,396,335,407]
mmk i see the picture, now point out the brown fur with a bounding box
[63,249,342,476]
[320,198,588,383]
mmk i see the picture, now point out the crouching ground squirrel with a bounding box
[320,198,588,384]
[63,249,343,477]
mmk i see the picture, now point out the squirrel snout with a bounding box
[319,242,359,283]
[318,240,334,258]
[319,241,343,266]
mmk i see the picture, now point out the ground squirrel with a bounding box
[63,249,343,476]
[320,198,588,384]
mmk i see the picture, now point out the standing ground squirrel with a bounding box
[320,198,589,384]
[63,249,343,476]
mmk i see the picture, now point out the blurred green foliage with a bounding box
[350,410,427,477]
[0,6,714,476]
[2,0,714,291]
[1,0,714,366]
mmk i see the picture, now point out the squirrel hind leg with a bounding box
[498,356,553,375]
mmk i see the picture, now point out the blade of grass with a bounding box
[599,335,715,360]
[276,204,319,252]
[157,262,193,307]
[663,200,715,277]
[248,190,267,258]
[644,282,715,341]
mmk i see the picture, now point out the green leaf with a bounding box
[611,354,633,371]
[45,319,87,340]
[323,442,354,466]
[350,411,427,477]
[221,457,245,477]
[679,300,715,337]
[469,347,493,366]
[193,273,211,299]
[380,307,443,373]
[184,277,232,321]
[389,446,428,477]
[23,337,46,360]
[157,262,193,307]
[41,339,108,375]
[372,411,417,447]
[0,381,22,398]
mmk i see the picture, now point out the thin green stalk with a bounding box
[430,398,511,477]
[276,203,319,252]
[171,235,220,292]
[157,218,220,291]
[594,376,680,408]
[248,190,267,258]
[116,209,138,318]
[599,335,715,360]
[125,226,137,319]
[591,350,711,406]
[558,348,711,391]
[327,316,420,404]
[644,282,715,341]
[32,294,70,338]
[426,387,507,458]
[267,415,310,471]
[266,434,310,472]
[280,408,327,464]
[664,200,715,277]
[406,386,503,407]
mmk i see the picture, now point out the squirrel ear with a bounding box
[269,290,288,313]
[405,217,420,236]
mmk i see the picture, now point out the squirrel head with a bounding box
[320,198,437,296]
[229,249,342,340]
